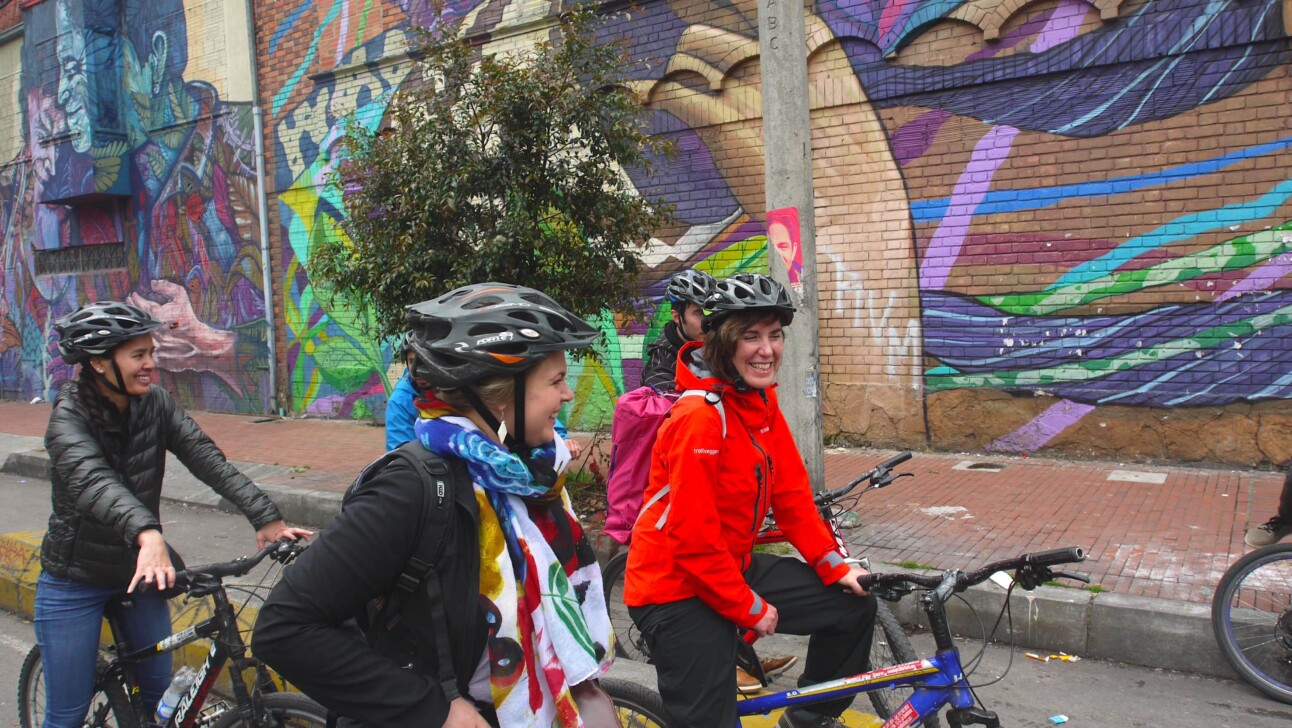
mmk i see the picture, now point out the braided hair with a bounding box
[73,364,128,469]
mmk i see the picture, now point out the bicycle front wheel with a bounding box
[603,677,669,727]
[603,551,652,662]
[18,645,139,728]
[212,692,329,727]
[867,603,942,727]
[1212,542,1292,704]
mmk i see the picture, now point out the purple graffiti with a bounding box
[988,399,1096,453]
[919,125,1018,290]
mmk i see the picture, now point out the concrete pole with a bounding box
[758,0,824,491]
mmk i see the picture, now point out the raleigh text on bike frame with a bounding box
[734,547,1087,728]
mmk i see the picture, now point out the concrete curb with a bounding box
[0,447,1239,682]
[1,446,343,531]
[882,571,1237,679]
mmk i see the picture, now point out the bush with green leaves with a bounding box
[317,5,673,338]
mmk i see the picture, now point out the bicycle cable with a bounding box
[960,582,1019,692]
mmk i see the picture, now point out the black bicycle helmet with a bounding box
[54,301,166,365]
[665,269,716,307]
[701,273,796,332]
[405,282,599,390]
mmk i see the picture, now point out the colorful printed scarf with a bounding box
[414,412,614,727]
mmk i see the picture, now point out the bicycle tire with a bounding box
[1211,542,1292,705]
[211,692,330,728]
[867,603,942,727]
[603,551,652,662]
[18,645,139,728]
[603,677,669,727]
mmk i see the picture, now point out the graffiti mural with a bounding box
[0,0,270,412]
[264,0,1290,463]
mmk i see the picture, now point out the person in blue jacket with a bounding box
[384,335,422,451]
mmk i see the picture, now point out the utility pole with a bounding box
[758,0,824,491]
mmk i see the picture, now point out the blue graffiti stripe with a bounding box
[910,136,1292,223]
[1049,178,1292,290]
[270,0,316,58]
[272,1,345,116]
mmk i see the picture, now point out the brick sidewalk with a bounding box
[2,399,1284,606]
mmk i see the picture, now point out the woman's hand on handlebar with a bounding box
[835,564,872,597]
[128,528,175,593]
[751,603,779,637]
[255,519,314,549]
[445,697,492,727]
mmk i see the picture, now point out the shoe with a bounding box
[760,655,799,677]
[735,667,764,694]
[836,510,863,529]
[1245,516,1292,548]
[775,709,847,727]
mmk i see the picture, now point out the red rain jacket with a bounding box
[623,342,850,628]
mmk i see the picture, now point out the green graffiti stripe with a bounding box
[926,301,1292,392]
[355,0,373,47]
[983,224,1292,315]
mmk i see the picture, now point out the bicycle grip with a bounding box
[882,451,913,469]
[1024,547,1085,567]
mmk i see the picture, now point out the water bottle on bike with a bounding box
[154,666,198,723]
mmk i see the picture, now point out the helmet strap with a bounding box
[462,375,561,495]
[91,359,129,397]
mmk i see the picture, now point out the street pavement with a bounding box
[0,398,1288,684]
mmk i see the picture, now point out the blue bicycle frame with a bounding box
[731,546,1088,728]
[737,650,969,727]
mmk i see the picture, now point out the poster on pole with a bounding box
[766,207,804,302]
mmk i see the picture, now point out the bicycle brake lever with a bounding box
[873,472,914,489]
[1051,570,1091,585]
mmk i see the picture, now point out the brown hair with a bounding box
[702,309,789,384]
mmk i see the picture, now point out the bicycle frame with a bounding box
[734,595,970,727]
[731,546,1089,728]
[103,552,291,728]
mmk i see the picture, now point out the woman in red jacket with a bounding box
[624,274,877,728]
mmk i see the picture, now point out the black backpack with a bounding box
[344,441,481,703]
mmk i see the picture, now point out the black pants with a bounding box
[630,553,877,727]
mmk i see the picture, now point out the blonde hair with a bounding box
[432,373,516,414]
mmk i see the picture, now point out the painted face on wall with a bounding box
[55,0,92,152]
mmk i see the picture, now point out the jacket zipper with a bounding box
[749,436,771,535]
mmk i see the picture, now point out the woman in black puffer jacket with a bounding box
[37,301,312,728]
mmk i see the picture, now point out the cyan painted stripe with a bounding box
[1049,178,1292,290]
[272,0,345,116]
[910,136,1292,223]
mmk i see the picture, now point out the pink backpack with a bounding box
[603,386,725,545]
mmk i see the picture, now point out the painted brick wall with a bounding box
[1,0,274,413]
[254,0,1292,466]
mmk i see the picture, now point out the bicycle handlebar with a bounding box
[814,451,913,506]
[173,539,306,591]
[857,546,1086,596]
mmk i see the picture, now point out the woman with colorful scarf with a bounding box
[253,283,615,727]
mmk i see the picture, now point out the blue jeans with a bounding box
[34,572,173,728]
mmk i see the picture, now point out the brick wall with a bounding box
[253,0,1292,466]
[1,0,275,413]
